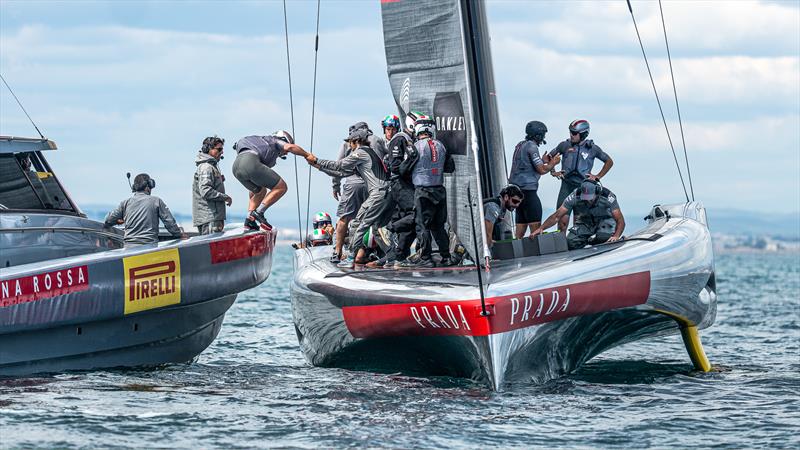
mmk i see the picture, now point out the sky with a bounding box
[1,0,799,228]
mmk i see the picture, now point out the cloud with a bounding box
[489,0,800,58]
[1,1,798,220]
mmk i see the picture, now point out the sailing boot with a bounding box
[397,258,434,269]
[337,256,355,269]
[250,210,273,231]
[244,213,259,231]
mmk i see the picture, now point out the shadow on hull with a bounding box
[0,295,235,376]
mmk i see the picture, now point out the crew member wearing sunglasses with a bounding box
[544,119,614,233]
[483,184,525,249]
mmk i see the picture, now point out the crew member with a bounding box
[398,120,455,268]
[545,119,613,232]
[306,126,390,268]
[330,123,375,262]
[232,131,309,230]
[192,136,232,235]
[483,184,524,249]
[508,121,561,238]
[369,113,417,268]
[532,179,625,250]
[104,173,184,246]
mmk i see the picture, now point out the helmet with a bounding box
[525,121,547,144]
[499,184,524,200]
[569,119,590,141]
[308,228,332,246]
[273,130,295,145]
[405,111,430,132]
[381,115,401,129]
[313,212,332,229]
[414,120,436,138]
[363,227,378,249]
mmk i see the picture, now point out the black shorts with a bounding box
[515,189,542,224]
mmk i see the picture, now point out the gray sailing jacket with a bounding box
[192,152,229,226]
[548,139,610,185]
[331,134,386,193]
[104,192,182,245]
[318,145,389,195]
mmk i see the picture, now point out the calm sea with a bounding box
[1,250,798,449]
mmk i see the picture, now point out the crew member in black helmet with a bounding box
[483,184,524,249]
[544,119,613,232]
[105,173,184,246]
[508,121,561,238]
[532,179,625,250]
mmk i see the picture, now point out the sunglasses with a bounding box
[509,198,522,206]
[570,131,580,136]
[213,146,224,151]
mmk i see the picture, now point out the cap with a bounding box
[345,127,371,142]
[579,180,599,201]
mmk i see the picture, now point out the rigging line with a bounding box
[0,73,45,139]
[466,185,489,317]
[659,0,694,201]
[626,0,689,203]
[283,0,303,241]
[304,0,321,242]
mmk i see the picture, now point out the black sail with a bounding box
[380,0,507,261]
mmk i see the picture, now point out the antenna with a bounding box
[126,172,132,191]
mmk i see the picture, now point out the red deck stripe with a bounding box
[342,271,651,338]
[209,233,270,264]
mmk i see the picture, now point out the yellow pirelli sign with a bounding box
[123,248,181,315]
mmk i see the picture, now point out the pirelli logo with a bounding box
[123,249,181,315]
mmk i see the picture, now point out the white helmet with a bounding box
[405,111,430,133]
[414,120,436,138]
[272,130,294,145]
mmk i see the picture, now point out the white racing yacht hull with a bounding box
[291,202,716,389]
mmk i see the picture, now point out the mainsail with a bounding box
[380,0,507,261]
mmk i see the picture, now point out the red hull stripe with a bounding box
[342,271,650,338]
[1,265,89,308]
[210,233,270,264]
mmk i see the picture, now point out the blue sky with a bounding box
[1,0,799,226]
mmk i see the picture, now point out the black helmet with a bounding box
[569,119,590,141]
[525,121,547,144]
[499,184,524,200]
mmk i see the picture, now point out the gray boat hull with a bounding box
[0,294,235,376]
[1,229,275,376]
[292,202,716,389]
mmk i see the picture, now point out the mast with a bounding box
[459,0,507,199]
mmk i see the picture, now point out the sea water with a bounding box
[1,250,797,448]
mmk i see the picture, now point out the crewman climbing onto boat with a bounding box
[483,184,524,249]
[544,120,613,232]
[330,122,386,262]
[104,173,185,246]
[367,113,419,268]
[532,179,625,250]
[231,131,309,231]
[508,121,561,238]
[192,135,232,235]
[306,126,391,268]
[397,119,456,268]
